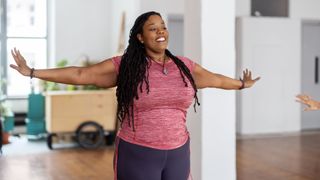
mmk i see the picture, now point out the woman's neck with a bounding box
[146,50,167,62]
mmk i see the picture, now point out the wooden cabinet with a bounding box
[45,89,117,133]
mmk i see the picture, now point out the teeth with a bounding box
[156,37,165,42]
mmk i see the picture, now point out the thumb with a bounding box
[254,77,261,82]
[10,64,18,70]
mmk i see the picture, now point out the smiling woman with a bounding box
[9,11,260,180]
[137,15,169,56]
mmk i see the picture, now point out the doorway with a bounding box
[301,21,320,130]
[167,15,184,56]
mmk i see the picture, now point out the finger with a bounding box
[295,96,308,103]
[11,49,16,59]
[14,48,19,56]
[15,49,27,65]
[11,49,20,65]
[301,95,310,101]
[297,94,306,98]
[14,48,21,58]
[243,69,248,80]
[304,107,312,111]
[305,95,311,100]
[17,50,24,60]
[9,64,18,70]
[253,77,261,82]
[295,99,305,103]
[296,94,307,99]
[11,49,18,58]
[12,48,20,58]
[11,49,15,56]
[249,71,252,79]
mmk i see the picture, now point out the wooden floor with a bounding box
[1,132,320,180]
[237,132,320,180]
[0,147,115,180]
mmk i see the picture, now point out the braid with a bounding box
[165,49,200,111]
[116,12,200,131]
[116,12,155,131]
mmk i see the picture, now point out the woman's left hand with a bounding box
[241,69,261,88]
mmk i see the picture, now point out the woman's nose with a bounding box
[157,29,165,35]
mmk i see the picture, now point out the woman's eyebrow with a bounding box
[146,21,165,26]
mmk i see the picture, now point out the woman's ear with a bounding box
[137,34,144,43]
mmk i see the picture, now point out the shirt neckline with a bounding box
[148,58,173,65]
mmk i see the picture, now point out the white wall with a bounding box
[51,0,111,66]
[236,0,251,17]
[290,0,320,19]
[184,1,202,179]
[236,17,301,134]
[236,0,320,19]
[140,0,184,18]
[186,0,236,179]
[109,0,140,56]
[201,0,236,179]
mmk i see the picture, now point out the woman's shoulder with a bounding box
[176,56,196,72]
[111,55,122,74]
[112,55,122,62]
[176,56,195,63]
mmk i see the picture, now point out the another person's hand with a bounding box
[296,94,320,111]
[240,69,261,88]
[10,48,32,77]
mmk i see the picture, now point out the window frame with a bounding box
[1,0,48,99]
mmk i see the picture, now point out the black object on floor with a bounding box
[14,113,27,126]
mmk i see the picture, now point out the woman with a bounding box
[11,11,260,180]
[296,94,320,111]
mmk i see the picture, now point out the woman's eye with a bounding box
[150,28,156,31]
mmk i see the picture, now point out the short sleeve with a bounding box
[111,56,122,74]
[177,56,196,73]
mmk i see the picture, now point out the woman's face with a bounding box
[137,15,169,54]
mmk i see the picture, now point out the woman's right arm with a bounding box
[10,48,117,88]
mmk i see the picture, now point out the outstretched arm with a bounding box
[192,63,260,89]
[296,94,320,111]
[10,48,117,88]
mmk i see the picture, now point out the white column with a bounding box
[185,0,236,180]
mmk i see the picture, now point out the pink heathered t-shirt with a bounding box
[112,56,196,150]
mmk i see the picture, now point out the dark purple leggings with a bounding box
[115,138,190,180]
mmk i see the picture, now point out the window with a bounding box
[1,0,47,97]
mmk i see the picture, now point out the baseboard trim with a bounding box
[236,129,320,140]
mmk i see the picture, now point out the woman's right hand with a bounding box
[296,94,320,111]
[10,48,32,77]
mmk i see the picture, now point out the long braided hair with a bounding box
[116,11,200,131]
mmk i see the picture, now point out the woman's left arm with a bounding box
[192,63,260,89]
